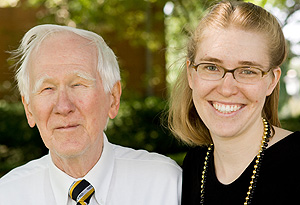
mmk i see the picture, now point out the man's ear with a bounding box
[22,96,36,128]
[108,81,122,119]
[266,67,281,96]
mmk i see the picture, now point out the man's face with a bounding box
[23,32,120,159]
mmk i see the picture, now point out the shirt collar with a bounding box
[48,133,115,205]
[48,153,75,205]
[85,133,115,204]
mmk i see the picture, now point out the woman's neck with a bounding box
[211,118,264,184]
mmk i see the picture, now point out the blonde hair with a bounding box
[168,1,287,146]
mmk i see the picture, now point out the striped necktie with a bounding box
[69,179,95,205]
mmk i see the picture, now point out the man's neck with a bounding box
[50,143,103,178]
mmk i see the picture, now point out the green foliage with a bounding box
[0,97,187,177]
[2,0,298,178]
[26,0,166,51]
[1,94,300,177]
[281,116,300,132]
[106,96,186,155]
[0,101,46,177]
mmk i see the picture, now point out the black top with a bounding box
[182,131,300,205]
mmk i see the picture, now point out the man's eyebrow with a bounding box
[73,70,96,82]
[31,71,97,94]
[32,75,52,94]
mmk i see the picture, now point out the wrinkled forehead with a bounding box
[29,32,98,80]
[29,31,96,63]
[28,31,98,72]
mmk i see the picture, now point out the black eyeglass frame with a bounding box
[191,62,272,83]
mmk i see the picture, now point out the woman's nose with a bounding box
[217,73,239,97]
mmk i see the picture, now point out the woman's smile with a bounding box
[211,102,243,114]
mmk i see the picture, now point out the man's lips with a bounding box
[55,124,79,130]
[211,102,244,114]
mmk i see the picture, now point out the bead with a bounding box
[199,118,270,205]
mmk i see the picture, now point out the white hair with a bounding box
[12,24,121,103]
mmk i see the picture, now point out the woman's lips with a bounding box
[212,102,243,114]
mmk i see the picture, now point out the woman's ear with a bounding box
[187,60,194,89]
[22,96,36,128]
[108,81,122,119]
[266,67,281,96]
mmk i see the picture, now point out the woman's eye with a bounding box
[243,70,254,74]
[205,65,219,71]
[240,69,258,75]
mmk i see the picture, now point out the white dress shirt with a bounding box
[0,133,182,205]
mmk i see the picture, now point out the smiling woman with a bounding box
[167,1,300,205]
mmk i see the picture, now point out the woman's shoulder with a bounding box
[182,146,209,169]
[268,127,294,146]
[267,128,300,155]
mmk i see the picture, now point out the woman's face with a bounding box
[187,27,281,139]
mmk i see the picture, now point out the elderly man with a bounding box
[0,24,182,204]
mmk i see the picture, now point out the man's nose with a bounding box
[53,89,75,116]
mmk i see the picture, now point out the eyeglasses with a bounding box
[191,63,271,84]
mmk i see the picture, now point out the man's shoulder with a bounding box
[0,154,49,186]
[107,144,182,204]
[112,144,182,172]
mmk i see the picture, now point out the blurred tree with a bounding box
[25,0,168,98]
[1,0,300,177]
[23,0,300,105]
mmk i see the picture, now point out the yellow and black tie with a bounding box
[69,179,95,205]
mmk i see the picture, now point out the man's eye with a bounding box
[43,87,53,91]
[39,87,54,94]
[72,83,87,87]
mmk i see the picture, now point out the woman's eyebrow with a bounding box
[237,60,264,68]
[198,57,223,64]
[198,57,264,68]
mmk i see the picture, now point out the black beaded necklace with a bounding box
[199,118,271,205]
